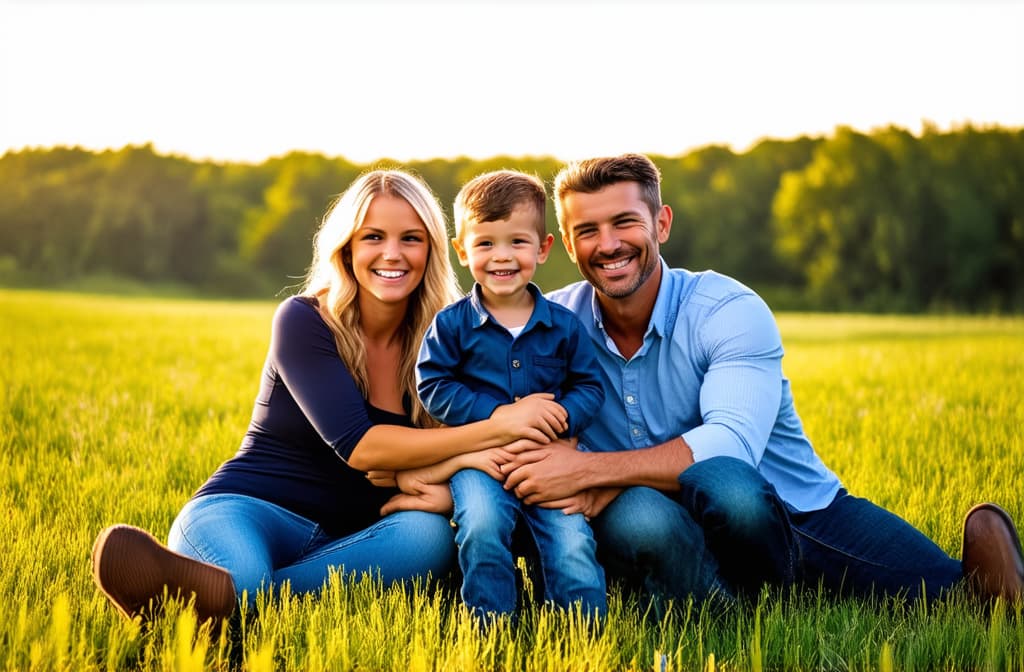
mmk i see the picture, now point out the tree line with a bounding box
[1,124,1021,312]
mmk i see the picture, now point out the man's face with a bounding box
[559,181,670,299]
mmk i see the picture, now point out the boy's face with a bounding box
[452,204,554,301]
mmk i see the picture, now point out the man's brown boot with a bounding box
[961,503,1024,604]
[92,524,236,622]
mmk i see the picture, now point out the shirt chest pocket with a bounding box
[530,355,567,395]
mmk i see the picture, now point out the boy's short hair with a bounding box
[453,170,547,242]
[553,154,663,235]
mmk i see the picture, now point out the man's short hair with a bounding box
[454,170,547,242]
[553,154,662,233]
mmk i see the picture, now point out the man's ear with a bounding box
[451,237,470,267]
[537,233,554,264]
[560,228,577,263]
[656,205,673,244]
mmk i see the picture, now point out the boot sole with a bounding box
[961,503,1024,602]
[91,524,236,622]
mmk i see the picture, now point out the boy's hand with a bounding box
[491,393,568,441]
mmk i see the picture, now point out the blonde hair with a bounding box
[302,169,460,427]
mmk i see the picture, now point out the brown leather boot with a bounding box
[92,524,237,622]
[961,503,1024,604]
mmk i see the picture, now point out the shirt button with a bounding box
[632,427,640,436]
[626,395,636,404]
[512,359,521,368]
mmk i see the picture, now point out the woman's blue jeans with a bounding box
[591,456,964,606]
[167,494,456,606]
[450,468,607,617]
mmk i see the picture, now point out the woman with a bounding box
[91,170,554,623]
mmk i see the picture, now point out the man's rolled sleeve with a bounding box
[682,293,783,467]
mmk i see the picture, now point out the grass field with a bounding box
[2,287,1023,671]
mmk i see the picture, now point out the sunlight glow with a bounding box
[1,1,1021,163]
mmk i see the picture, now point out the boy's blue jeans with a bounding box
[450,468,607,617]
[591,456,964,605]
[168,494,456,606]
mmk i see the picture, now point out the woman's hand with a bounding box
[380,481,453,516]
[392,447,515,492]
[366,470,397,488]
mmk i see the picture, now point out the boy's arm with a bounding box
[556,318,606,438]
[416,312,505,426]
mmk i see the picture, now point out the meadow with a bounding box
[2,287,1023,671]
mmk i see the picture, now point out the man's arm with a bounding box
[505,290,784,503]
[502,435,694,505]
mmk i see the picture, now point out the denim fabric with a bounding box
[450,469,606,617]
[168,493,456,605]
[592,457,962,605]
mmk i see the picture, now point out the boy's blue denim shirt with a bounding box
[417,282,605,438]
[546,259,842,512]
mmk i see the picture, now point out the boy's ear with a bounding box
[451,237,470,267]
[537,233,554,264]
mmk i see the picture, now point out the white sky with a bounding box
[1,1,1022,164]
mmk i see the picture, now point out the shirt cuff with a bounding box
[682,424,756,467]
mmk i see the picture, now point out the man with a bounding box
[500,153,1023,606]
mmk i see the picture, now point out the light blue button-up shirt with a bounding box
[546,260,841,512]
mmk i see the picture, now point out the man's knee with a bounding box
[678,456,784,539]
[593,487,701,560]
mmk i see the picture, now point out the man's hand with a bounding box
[380,481,453,516]
[535,487,622,520]
[502,438,590,504]
[491,393,567,442]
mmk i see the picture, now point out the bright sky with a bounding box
[2,1,1022,164]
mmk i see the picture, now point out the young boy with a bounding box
[414,170,607,619]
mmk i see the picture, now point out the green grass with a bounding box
[2,288,1023,671]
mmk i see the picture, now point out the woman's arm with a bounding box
[270,298,555,473]
[347,400,551,471]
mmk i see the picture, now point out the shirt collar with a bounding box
[468,282,551,330]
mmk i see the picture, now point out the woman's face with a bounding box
[348,194,430,308]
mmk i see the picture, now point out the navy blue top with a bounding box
[416,283,605,438]
[194,296,403,536]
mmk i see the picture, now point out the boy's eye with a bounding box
[475,241,492,248]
